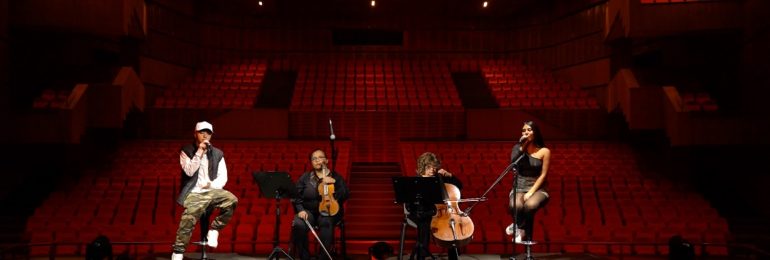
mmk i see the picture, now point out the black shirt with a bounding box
[292,170,350,214]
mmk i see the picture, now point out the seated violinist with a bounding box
[290,149,350,260]
[405,152,463,259]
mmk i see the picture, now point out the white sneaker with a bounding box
[505,223,515,236]
[514,228,525,243]
[206,230,219,248]
[171,253,184,260]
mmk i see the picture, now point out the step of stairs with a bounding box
[345,162,406,243]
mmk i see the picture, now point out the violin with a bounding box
[318,166,340,216]
[431,178,475,247]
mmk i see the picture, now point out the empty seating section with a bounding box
[32,89,71,109]
[153,60,267,109]
[291,58,463,112]
[681,91,718,112]
[25,140,351,256]
[400,141,730,256]
[151,56,604,111]
[480,59,599,110]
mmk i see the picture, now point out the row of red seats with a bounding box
[489,82,574,91]
[498,98,600,110]
[160,89,259,98]
[154,96,255,109]
[296,77,454,85]
[298,64,453,73]
[681,91,719,112]
[450,57,540,70]
[187,74,264,84]
[485,72,553,82]
[292,59,463,112]
[480,63,600,110]
[285,56,527,70]
[32,89,72,109]
[200,60,268,71]
[153,60,267,109]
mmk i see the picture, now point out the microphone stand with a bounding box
[328,118,337,173]
[462,149,526,216]
[508,150,527,260]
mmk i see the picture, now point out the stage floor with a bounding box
[136,252,668,260]
[30,252,744,260]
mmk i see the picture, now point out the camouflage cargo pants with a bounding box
[173,189,238,253]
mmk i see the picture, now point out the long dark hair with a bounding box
[524,120,546,148]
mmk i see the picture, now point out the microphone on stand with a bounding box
[328,118,337,173]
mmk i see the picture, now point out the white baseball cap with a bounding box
[195,121,213,133]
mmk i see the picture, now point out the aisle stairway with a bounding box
[344,162,408,254]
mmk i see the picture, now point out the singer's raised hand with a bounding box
[198,141,208,151]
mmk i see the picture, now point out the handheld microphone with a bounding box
[329,119,336,140]
[519,135,527,143]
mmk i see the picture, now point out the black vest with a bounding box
[177,142,224,205]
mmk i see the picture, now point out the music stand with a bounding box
[392,177,444,260]
[253,171,297,260]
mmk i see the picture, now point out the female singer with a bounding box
[506,120,550,243]
[291,149,350,260]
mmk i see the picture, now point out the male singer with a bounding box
[172,121,238,260]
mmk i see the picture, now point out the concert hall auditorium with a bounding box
[1,0,769,259]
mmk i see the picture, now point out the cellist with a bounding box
[406,152,463,259]
[291,149,350,260]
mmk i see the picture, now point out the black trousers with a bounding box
[407,204,436,259]
[291,212,341,260]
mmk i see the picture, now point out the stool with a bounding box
[512,215,537,260]
[193,206,215,259]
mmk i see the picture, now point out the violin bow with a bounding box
[303,218,334,260]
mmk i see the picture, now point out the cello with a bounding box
[430,172,475,248]
[318,166,339,216]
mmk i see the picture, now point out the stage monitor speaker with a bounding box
[668,235,695,260]
[85,235,113,260]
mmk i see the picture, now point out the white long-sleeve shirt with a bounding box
[179,150,228,193]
